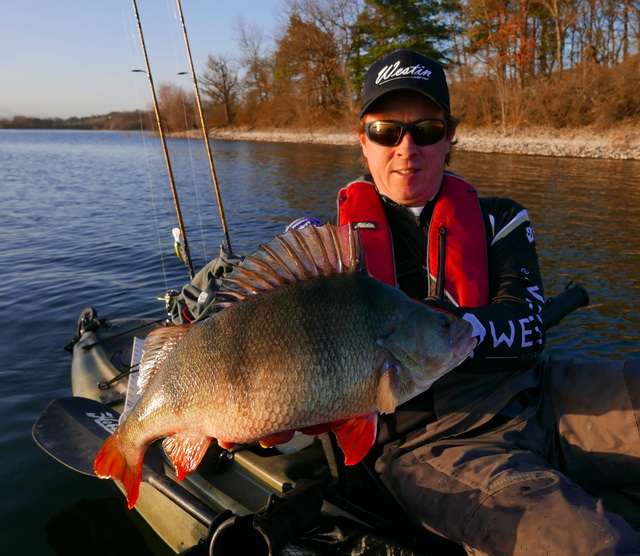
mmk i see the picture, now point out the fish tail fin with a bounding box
[94,431,143,509]
[162,434,212,481]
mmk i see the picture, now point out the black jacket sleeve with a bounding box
[424,197,545,371]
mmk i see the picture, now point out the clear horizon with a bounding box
[2,0,280,120]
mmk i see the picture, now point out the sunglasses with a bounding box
[364,118,447,147]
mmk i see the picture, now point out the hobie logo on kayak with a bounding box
[87,411,119,435]
[375,61,432,85]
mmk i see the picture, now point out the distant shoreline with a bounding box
[4,124,637,160]
[192,124,640,161]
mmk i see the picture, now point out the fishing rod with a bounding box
[175,0,233,254]
[131,0,196,279]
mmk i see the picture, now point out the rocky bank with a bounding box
[203,124,640,160]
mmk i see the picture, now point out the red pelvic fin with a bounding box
[332,414,378,466]
[162,434,212,481]
[259,430,296,448]
[299,420,345,437]
[94,431,143,509]
[216,439,236,450]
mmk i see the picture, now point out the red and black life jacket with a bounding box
[337,173,489,307]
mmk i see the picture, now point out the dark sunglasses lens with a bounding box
[367,120,446,147]
[367,122,403,146]
[412,120,446,146]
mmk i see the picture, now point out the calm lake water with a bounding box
[1,129,638,554]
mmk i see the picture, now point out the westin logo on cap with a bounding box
[375,61,432,85]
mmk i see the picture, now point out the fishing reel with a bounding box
[158,289,181,317]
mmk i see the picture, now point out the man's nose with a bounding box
[395,130,419,156]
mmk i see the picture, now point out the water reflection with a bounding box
[167,138,363,257]
[450,151,640,359]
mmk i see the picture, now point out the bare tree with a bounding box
[236,17,273,103]
[275,13,342,113]
[157,83,196,132]
[536,0,580,72]
[462,0,538,129]
[200,54,240,124]
[284,0,361,113]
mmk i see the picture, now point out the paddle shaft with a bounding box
[145,467,216,526]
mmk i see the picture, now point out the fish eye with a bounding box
[439,314,451,329]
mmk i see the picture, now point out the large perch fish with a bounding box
[95,224,476,508]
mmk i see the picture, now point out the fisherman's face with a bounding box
[359,92,454,207]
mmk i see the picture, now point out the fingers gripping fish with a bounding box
[94,223,476,508]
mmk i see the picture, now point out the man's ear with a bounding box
[358,130,369,159]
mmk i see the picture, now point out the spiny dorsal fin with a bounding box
[215,223,365,306]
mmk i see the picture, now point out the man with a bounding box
[171,48,640,555]
[341,49,640,555]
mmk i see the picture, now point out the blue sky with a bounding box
[1,0,281,119]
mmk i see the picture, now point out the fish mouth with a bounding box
[406,323,477,390]
[451,335,477,365]
[450,324,477,363]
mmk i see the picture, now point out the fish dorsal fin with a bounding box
[138,324,192,394]
[216,223,365,305]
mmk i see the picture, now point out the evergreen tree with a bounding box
[349,0,456,94]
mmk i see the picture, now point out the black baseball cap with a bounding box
[359,49,450,117]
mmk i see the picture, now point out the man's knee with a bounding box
[465,475,640,555]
